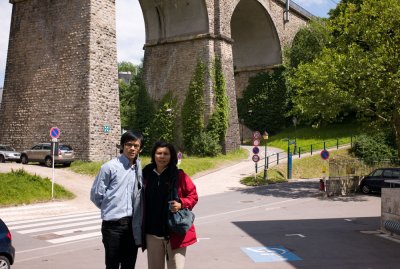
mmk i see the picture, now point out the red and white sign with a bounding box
[50,127,60,139]
[252,155,260,162]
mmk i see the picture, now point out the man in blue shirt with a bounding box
[91,131,144,269]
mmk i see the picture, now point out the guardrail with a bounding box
[254,136,354,179]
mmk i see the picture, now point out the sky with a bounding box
[0,0,338,88]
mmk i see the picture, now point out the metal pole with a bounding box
[263,139,268,180]
[240,119,244,144]
[52,142,55,199]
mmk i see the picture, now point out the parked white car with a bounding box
[0,145,21,163]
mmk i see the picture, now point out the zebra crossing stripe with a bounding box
[9,214,100,230]
[53,225,101,235]
[5,211,99,226]
[47,231,102,244]
[18,219,101,234]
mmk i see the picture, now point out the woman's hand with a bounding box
[169,200,182,213]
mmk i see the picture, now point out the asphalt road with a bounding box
[8,180,400,269]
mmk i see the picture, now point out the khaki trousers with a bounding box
[146,234,186,269]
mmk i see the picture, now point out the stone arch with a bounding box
[140,0,209,44]
[231,0,281,71]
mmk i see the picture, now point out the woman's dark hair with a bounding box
[120,130,143,153]
[150,141,178,167]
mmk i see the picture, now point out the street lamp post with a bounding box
[293,116,297,155]
[263,130,269,180]
[240,118,244,144]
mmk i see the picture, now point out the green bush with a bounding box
[237,67,289,134]
[190,132,222,157]
[351,133,397,163]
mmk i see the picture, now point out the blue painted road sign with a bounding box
[50,127,60,139]
[252,146,260,154]
[320,149,330,160]
[241,245,302,263]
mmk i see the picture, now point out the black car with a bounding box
[0,219,15,269]
[359,168,400,194]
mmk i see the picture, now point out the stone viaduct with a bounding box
[0,0,311,161]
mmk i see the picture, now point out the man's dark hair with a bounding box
[150,140,178,166]
[120,130,143,153]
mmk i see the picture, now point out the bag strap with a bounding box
[169,169,182,201]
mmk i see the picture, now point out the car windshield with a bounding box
[59,145,73,151]
[1,146,15,151]
[370,169,383,177]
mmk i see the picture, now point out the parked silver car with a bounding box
[0,145,21,163]
[20,143,75,167]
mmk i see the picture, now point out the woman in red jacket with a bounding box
[143,141,198,269]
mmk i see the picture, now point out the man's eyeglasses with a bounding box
[125,143,141,149]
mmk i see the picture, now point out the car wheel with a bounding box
[45,157,53,168]
[361,185,371,194]
[21,155,28,164]
[0,255,10,269]
[0,155,5,163]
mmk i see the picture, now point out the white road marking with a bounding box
[47,231,102,244]
[52,224,101,235]
[18,219,101,234]
[6,211,99,226]
[9,214,100,230]
[285,234,306,238]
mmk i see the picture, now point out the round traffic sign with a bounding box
[252,155,260,162]
[320,149,330,160]
[252,146,260,154]
[50,127,60,139]
[253,139,260,146]
[253,131,261,140]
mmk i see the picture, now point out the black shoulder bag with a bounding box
[167,171,195,235]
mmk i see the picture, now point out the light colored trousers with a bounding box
[146,234,187,269]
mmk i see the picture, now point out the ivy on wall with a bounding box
[181,60,206,151]
[181,57,229,156]
[207,57,229,144]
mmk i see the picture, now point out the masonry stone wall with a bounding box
[1,0,308,159]
[381,188,400,235]
[141,0,308,152]
[0,0,120,161]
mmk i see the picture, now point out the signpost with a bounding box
[320,149,329,192]
[49,127,60,199]
[252,131,261,178]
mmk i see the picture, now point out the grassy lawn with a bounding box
[0,169,74,207]
[248,122,362,153]
[70,148,249,177]
[241,148,360,186]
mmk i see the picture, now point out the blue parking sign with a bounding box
[241,246,302,263]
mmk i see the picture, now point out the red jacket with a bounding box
[170,170,198,249]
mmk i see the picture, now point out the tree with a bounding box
[118,62,140,130]
[288,0,400,156]
[237,67,288,134]
[285,18,330,69]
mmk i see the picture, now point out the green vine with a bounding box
[207,57,229,144]
[181,57,229,156]
[181,60,206,151]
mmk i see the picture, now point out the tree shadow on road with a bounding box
[230,181,372,202]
